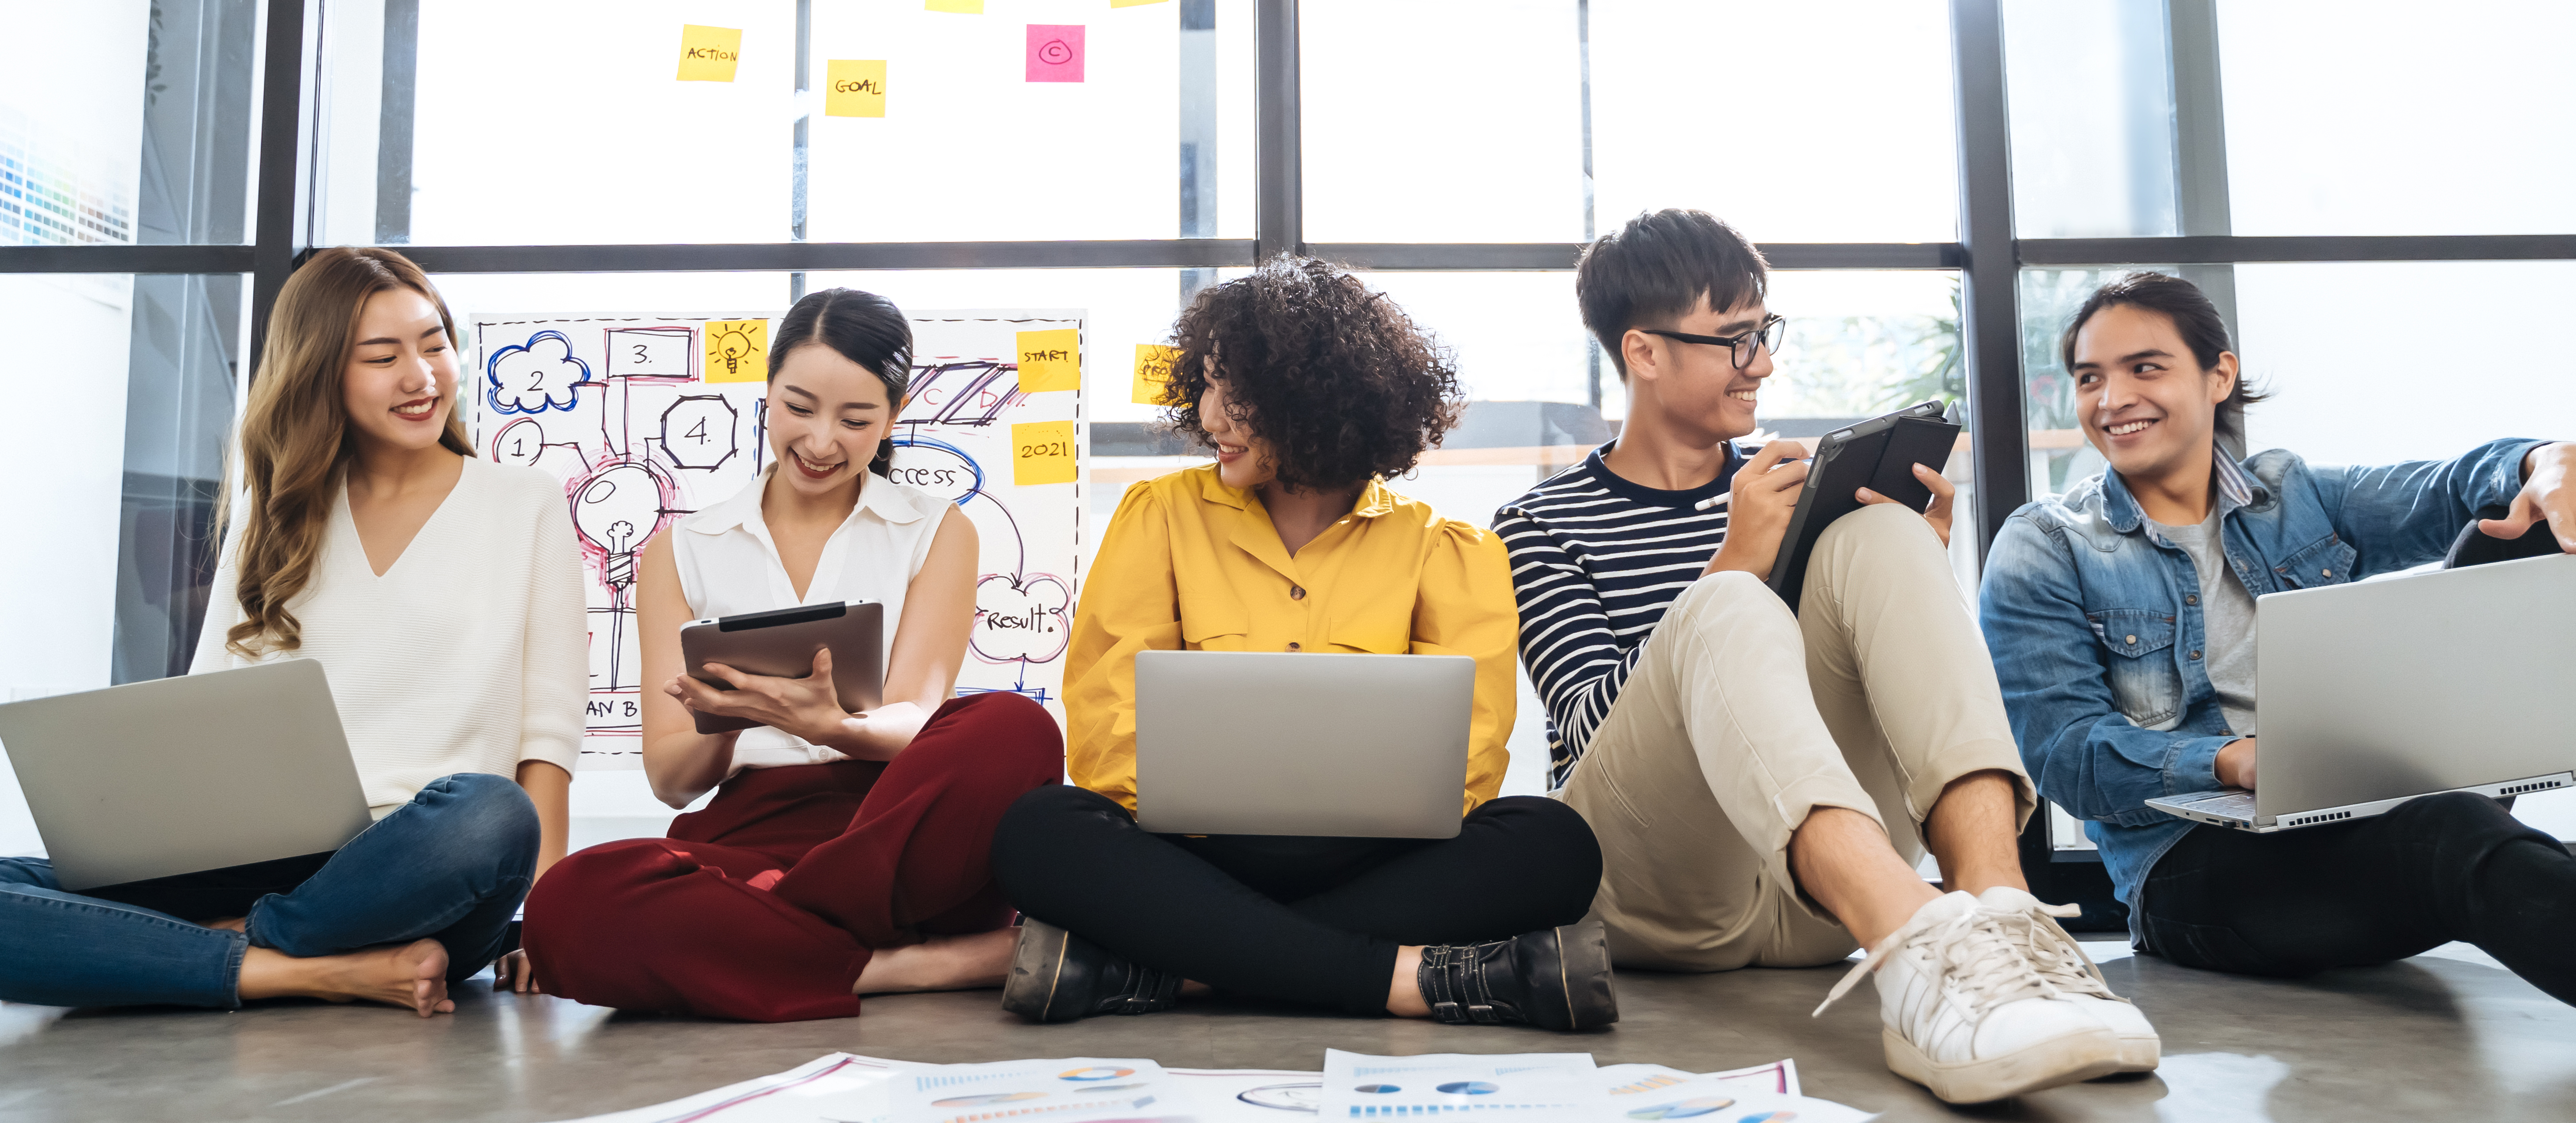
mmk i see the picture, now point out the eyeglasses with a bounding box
[1639,314,1787,370]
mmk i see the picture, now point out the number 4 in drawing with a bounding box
[658,395,740,470]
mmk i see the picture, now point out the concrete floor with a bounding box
[0,941,2568,1123]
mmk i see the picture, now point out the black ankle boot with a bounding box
[1416,918,1618,1030]
[1000,919,1183,1023]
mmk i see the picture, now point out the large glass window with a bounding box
[321,0,1253,245]
[2218,0,2576,237]
[1999,0,2177,239]
[1590,0,1959,243]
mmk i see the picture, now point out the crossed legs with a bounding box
[1564,502,2033,967]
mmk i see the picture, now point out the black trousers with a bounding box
[991,785,1603,1016]
[2137,791,2576,1005]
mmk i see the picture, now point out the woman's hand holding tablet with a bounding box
[666,647,860,745]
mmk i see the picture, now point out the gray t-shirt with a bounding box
[2146,508,2258,736]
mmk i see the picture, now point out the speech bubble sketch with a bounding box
[971,573,1072,664]
[605,326,695,381]
[659,395,740,470]
[487,329,596,415]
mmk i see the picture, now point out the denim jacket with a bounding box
[1978,438,2545,928]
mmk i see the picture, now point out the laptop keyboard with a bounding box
[2179,790,2257,819]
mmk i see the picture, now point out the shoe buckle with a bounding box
[1468,1003,1498,1025]
[1432,1000,1461,1022]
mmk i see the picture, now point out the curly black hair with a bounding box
[1155,256,1465,492]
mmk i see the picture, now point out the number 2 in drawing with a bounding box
[659,395,740,470]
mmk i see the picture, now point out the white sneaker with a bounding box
[1976,886,2160,1073]
[1815,891,2123,1103]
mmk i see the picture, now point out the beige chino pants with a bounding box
[1558,502,2034,972]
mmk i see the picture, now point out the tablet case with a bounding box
[678,600,884,734]
[1763,401,1961,613]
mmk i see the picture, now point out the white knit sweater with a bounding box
[193,456,588,816]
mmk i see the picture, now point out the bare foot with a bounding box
[853,929,1019,995]
[239,939,453,1017]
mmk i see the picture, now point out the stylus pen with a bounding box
[1694,456,1809,510]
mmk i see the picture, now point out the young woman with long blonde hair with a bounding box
[0,247,585,1016]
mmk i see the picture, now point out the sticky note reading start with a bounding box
[704,319,769,382]
[1011,420,1077,486]
[677,25,742,82]
[826,60,887,117]
[1132,344,1182,405]
[1016,328,1080,393]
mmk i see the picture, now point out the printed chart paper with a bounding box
[1322,1050,1600,1118]
[469,309,1085,766]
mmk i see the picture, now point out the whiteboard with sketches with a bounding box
[468,309,1084,768]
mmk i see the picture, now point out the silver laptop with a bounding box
[2147,552,2575,832]
[1133,649,1475,839]
[0,659,373,891]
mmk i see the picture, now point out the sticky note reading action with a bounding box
[1025,24,1085,83]
[1016,328,1080,392]
[825,60,887,117]
[1011,420,1077,486]
[677,25,743,82]
[1132,344,1181,405]
[703,319,769,382]
[925,0,983,11]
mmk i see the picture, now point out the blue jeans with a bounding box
[0,772,538,1009]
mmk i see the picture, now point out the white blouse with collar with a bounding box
[670,466,950,773]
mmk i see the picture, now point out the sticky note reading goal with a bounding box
[1011,420,1077,486]
[1132,344,1182,405]
[677,25,742,82]
[1016,329,1081,392]
[825,60,887,117]
[703,319,769,382]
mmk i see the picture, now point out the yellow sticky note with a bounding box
[677,25,742,82]
[1112,0,1170,6]
[1132,344,1182,405]
[1011,420,1077,486]
[925,0,983,12]
[825,60,887,117]
[1016,329,1080,393]
[703,319,768,382]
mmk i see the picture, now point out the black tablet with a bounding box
[677,600,884,734]
[1763,401,1961,613]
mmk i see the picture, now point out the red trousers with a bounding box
[523,693,1061,1022]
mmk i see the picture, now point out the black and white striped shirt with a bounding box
[1494,443,1745,788]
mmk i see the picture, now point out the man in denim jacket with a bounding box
[1980,272,2576,1005]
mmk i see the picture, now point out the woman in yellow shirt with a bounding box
[989,257,1613,1029]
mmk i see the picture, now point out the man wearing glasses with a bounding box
[1494,209,2159,1104]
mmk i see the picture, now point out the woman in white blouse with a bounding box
[0,248,585,1017]
[522,288,1061,1022]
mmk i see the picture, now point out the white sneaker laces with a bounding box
[1810,897,2112,1020]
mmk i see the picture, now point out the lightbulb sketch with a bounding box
[469,311,1084,765]
[707,323,762,378]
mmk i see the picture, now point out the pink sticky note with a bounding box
[1026,24,1085,82]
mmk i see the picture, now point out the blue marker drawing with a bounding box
[486,329,596,415]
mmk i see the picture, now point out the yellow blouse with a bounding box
[1066,465,1519,816]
